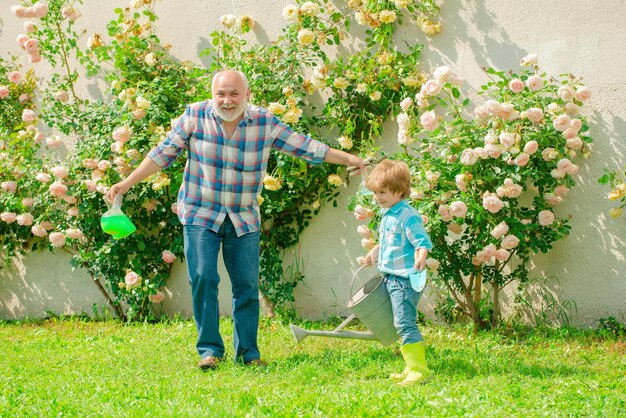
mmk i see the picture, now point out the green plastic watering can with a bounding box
[100,194,136,239]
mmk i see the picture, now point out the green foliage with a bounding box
[598,316,626,337]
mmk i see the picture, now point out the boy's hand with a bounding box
[360,244,379,266]
[414,248,428,272]
[413,259,426,272]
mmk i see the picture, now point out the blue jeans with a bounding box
[384,274,423,345]
[183,218,261,363]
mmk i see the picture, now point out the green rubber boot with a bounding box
[397,341,433,386]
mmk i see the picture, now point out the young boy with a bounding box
[363,159,433,386]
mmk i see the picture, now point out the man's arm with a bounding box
[105,157,162,201]
[324,148,365,172]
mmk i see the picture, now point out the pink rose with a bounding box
[523,141,539,155]
[54,91,69,102]
[500,103,519,121]
[400,97,413,111]
[558,85,575,101]
[455,174,468,192]
[17,213,34,226]
[67,207,79,217]
[490,221,509,239]
[112,126,132,143]
[1,212,17,223]
[498,132,517,148]
[353,205,373,220]
[508,78,524,93]
[41,221,54,230]
[28,54,42,64]
[542,148,558,161]
[357,225,372,238]
[24,21,36,32]
[49,232,66,248]
[34,3,49,18]
[125,271,140,287]
[97,160,111,171]
[449,201,468,218]
[17,34,29,46]
[82,158,99,169]
[51,166,69,179]
[150,291,165,303]
[438,204,453,222]
[525,107,544,124]
[0,86,10,98]
[495,249,510,261]
[421,79,442,96]
[482,193,504,214]
[24,39,39,53]
[31,224,48,237]
[553,114,571,132]
[514,153,530,167]
[84,180,97,192]
[19,93,30,104]
[22,197,35,207]
[162,250,176,263]
[66,228,84,239]
[554,185,569,197]
[569,118,583,132]
[36,172,51,183]
[420,111,439,131]
[2,181,17,193]
[556,158,572,172]
[22,109,36,123]
[500,234,520,250]
[49,181,68,197]
[460,148,479,165]
[526,75,544,91]
[575,86,591,102]
[538,210,555,226]
[8,71,22,84]
[132,109,147,120]
[544,193,563,206]
[433,66,452,82]
[566,137,583,150]
[361,238,376,250]
[484,100,502,117]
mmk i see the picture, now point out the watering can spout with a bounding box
[290,324,377,343]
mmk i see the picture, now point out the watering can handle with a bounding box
[350,264,373,300]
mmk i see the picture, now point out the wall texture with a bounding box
[1,0,624,327]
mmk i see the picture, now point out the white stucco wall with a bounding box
[1,1,624,327]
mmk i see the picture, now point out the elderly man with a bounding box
[107,69,364,369]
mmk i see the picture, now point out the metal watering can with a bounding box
[290,265,398,346]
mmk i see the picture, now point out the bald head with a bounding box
[212,70,249,91]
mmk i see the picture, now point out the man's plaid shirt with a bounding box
[147,100,329,236]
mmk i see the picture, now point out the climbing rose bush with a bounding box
[352,54,594,328]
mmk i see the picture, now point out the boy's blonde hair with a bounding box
[365,159,411,198]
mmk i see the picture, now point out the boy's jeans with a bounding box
[183,218,261,363]
[384,274,423,345]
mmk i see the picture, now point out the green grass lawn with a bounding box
[1,317,624,417]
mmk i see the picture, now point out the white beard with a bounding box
[215,101,246,122]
